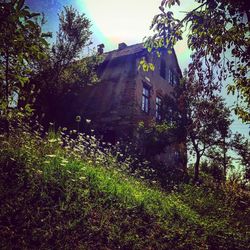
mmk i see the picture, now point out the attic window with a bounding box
[142,85,150,113]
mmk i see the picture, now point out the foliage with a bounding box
[205,147,232,179]
[0,0,49,131]
[231,133,250,180]
[23,5,102,128]
[147,0,250,123]
[142,0,182,55]
[52,5,92,68]
[0,2,249,248]
[0,122,249,249]
[135,88,187,188]
[184,75,232,181]
[140,74,232,182]
[48,5,101,86]
[200,160,225,183]
[136,123,185,188]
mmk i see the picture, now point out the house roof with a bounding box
[102,42,182,76]
[104,43,145,60]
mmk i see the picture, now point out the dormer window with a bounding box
[142,85,150,113]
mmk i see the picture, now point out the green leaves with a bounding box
[161,0,180,8]
[0,0,49,124]
[215,36,222,45]
[142,0,183,73]
[138,58,155,72]
[142,63,149,72]
[24,103,34,114]
[157,0,250,124]
[149,63,155,71]
[17,76,29,87]
[27,12,40,18]
[26,20,37,29]
[227,84,236,95]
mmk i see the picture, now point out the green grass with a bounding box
[71,161,199,222]
[0,129,249,249]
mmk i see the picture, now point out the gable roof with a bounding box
[101,42,182,76]
[104,43,145,60]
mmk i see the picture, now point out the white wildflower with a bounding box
[46,154,56,158]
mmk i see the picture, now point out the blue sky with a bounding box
[25,0,249,137]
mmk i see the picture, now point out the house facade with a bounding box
[74,42,186,168]
[78,43,181,135]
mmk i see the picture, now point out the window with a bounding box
[169,69,179,86]
[174,151,180,162]
[156,96,162,120]
[167,106,176,126]
[169,69,174,85]
[142,85,150,113]
[173,74,179,85]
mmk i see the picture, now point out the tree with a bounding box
[231,133,250,181]
[200,160,225,183]
[0,0,49,132]
[205,145,232,181]
[201,92,233,180]
[136,76,231,183]
[183,75,232,182]
[145,0,250,123]
[29,6,101,128]
[51,5,93,80]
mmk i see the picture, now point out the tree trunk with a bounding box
[193,154,200,183]
[222,137,227,180]
[4,49,10,136]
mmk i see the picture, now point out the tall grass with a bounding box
[0,122,249,249]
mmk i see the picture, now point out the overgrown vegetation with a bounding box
[0,0,250,249]
[141,0,250,182]
[144,0,250,123]
[0,123,249,249]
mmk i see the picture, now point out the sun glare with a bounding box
[79,0,159,45]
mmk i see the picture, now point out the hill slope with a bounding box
[0,129,249,249]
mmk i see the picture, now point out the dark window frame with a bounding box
[142,84,150,113]
[169,69,174,85]
[169,69,179,86]
[156,96,162,121]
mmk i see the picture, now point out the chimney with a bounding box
[118,42,127,50]
[97,44,105,54]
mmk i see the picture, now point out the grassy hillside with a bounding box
[0,125,249,249]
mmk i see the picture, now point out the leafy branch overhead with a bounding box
[0,0,50,111]
[144,0,250,123]
[144,1,182,54]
